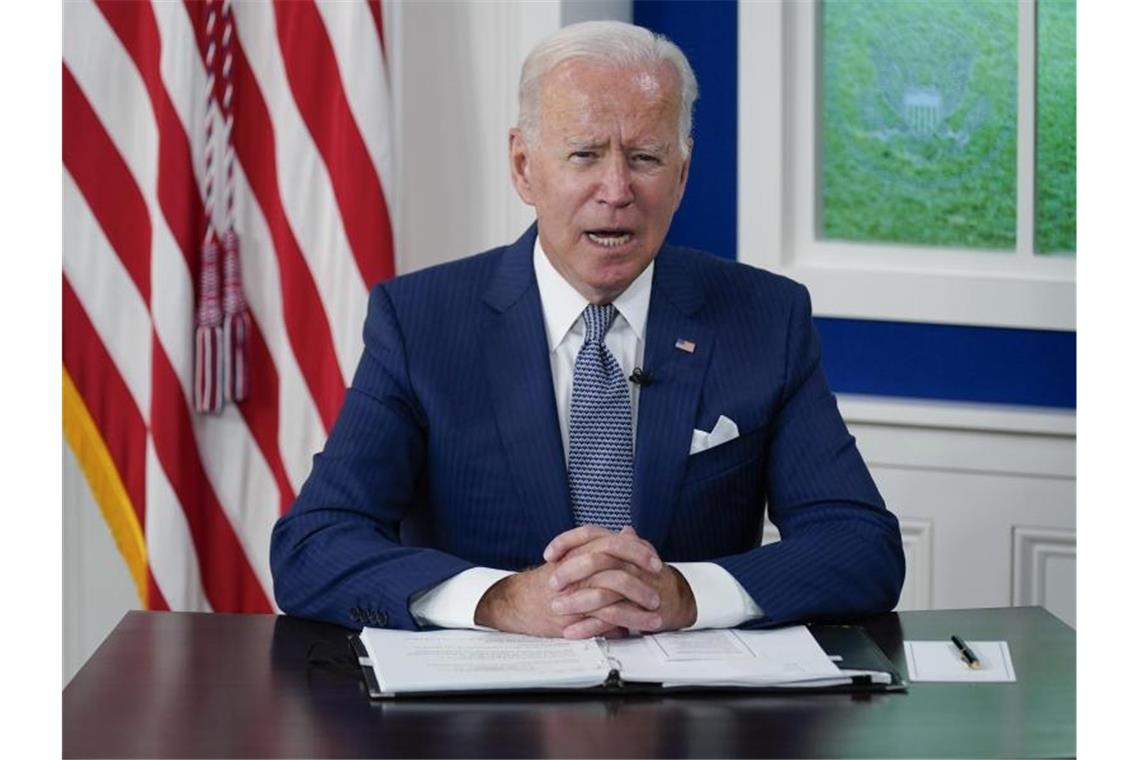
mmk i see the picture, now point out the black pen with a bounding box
[951,634,981,670]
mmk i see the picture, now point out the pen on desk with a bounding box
[951,634,981,669]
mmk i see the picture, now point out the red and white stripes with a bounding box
[62,0,395,613]
[217,0,251,407]
[195,0,223,413]
[195,0,250,413]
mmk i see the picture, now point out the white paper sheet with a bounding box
[606,626,844,687]
[360,628,611,694]
[647,629,754,661]
[904,640,1017,682]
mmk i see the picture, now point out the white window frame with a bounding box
[737,0,1075,331]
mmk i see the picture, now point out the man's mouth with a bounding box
[585,229,634,248]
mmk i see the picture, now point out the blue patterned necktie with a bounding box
[567,303,634,530]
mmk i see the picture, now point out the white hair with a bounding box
[517,20,699,157]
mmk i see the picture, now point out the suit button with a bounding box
[349,607,361,623]
[376,612,388,627]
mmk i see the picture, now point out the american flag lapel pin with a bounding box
[674,338,696,353]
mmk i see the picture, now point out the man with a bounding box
[270,21,904,638]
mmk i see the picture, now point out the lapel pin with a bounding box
[674,338,696,354]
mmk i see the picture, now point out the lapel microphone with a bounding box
[629,367,655,386]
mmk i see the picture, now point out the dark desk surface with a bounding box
[63,607,1074,758]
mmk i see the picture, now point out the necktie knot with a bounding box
[582,303,617,344]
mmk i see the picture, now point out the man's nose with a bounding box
[595,155,634,207]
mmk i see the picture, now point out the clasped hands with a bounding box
[474,525,697,638]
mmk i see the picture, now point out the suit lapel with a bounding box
[481,226,576,544]
[632,247,713,549]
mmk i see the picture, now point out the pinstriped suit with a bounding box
[270,225,905,630]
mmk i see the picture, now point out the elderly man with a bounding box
[270,21,904,638]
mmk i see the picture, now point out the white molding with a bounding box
[1012,525,1076,627]
[737,1,1075,330]
[738,0,785,290]
[853,424,1075,479]
[837,394,1075,436]
[897,518,933,611]
[1015,0,1038,259]
[840,396,1075,480]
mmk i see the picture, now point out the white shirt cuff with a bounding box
[408,567,515,630]
[670,562,763,629]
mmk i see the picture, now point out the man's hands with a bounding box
[472,562,595,638]
[547,526,697,638]
[473,526,697,638]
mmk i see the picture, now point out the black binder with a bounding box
[350,624,907,699]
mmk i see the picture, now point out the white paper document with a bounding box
[606,627,846,688]
[645,629,754,661]
[904,640,1017,682]
[360,628,610,694]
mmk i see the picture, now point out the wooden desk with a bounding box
[63,607,1074,758]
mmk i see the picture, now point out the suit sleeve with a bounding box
[714,284,906,627]
[270,286,475,630]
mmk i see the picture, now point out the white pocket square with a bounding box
[689,415,740,455]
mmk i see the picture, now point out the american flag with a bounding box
[62,0,394,613]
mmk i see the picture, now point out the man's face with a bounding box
[509,60,691,303]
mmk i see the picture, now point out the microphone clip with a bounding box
[629,367,655,386]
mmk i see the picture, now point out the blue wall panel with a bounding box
[633,0,736,260]
[633,0,1076,409]
[815,318,1076,408]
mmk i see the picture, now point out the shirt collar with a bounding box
[533,236,653,352]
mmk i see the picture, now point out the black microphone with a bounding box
[629,367,655,386]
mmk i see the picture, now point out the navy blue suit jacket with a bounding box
[270,225,905,630]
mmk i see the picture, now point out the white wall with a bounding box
[390,0,630,274]
[63,445,141,685]
[390,1,550,273]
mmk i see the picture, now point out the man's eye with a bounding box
[570,151,597,161]
[632,154,662,165]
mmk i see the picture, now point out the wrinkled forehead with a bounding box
[537,60,682,136]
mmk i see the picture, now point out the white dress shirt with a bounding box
[409,238,763,630]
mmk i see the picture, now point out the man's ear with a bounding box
[508,129,535,206]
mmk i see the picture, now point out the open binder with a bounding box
[350,624,906,699]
